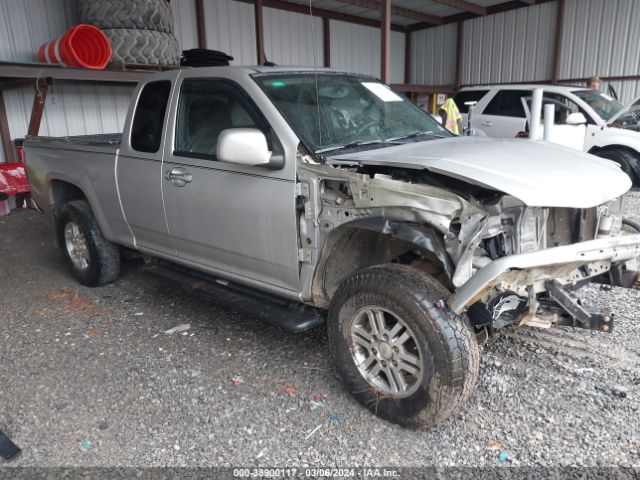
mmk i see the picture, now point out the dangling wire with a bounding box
[308,0,323,157]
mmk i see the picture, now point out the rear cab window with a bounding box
[454,90,490,113]
[130,80,172,153]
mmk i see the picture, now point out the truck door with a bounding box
[160,76,300,292]
[116,76,177,257]
[476,89,529,137]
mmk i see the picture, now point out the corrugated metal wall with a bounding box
[559,0,640,104]
[411,23,456,85]
[176,0,324,68]
[410,0,640,104]
[330,20,405,84]
[264,7,324,67]
[461,1,557,85]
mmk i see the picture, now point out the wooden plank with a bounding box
[27,83,48,137]
[0,90,15,163]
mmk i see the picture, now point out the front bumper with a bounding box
[449,234,640,314]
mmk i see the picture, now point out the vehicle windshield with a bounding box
[255,73,451,154]
[572,89,624,121]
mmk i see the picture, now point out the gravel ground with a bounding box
[1,194,640,469]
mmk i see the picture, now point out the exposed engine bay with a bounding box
[297,157,638,335]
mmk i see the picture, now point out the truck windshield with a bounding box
[255,73,450,154]
[572,89,624,121]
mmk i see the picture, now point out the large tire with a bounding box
[594,148,638,186]
[103,29,180,66]
[56,200,120,287]
[328,264,479,428]
[78,0,174,34]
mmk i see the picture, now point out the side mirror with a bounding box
[566,112,587,125]
[217,128,274,167]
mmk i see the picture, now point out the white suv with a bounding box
[455,85,640,185]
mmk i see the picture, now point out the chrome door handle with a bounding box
[481,121,493,126]
[165,167,192,186]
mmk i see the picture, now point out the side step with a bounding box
[143,263,325,333]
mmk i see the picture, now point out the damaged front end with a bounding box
[299,156,640,335]
[450,195,640,333]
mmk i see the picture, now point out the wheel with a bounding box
[56,200,121,287]
[594,148,638,185]
[328,264,479,427]
[78,0,174,34]
[103,29,180,66]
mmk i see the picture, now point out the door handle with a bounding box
[165,167,192,186]
[481,121,493,126]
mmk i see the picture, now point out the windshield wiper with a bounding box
[315,138,401,154]
[386,130,449,142]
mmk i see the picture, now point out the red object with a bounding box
[38,24,112,70]
[15,146,24,163]
[0,163,29,197]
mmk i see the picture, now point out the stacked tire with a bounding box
[78,0,180,66]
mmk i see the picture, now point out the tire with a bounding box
[594,148,638,185]
[56,200,121,287]
[328,264,479,428]
[103,29,180,66]
[78,0,174,34]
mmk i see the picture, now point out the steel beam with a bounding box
[0,63,147,83]
[323,17,331,68]
[332,0,443,25]
[235,0,407,32]
[550,0,565,84]
[255,0,266,65]
[195,0,206,49]
[454,21,463,91]
[429,0,486,16]
[381,0,391,82]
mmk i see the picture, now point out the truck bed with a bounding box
[24,133,121,152]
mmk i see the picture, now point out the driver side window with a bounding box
[174,79,265,159]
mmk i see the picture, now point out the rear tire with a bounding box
[328,264,479,428]
[594,148,638,185]
[78,0,174,34]
[103,29,180,66]
[56,200,120,287]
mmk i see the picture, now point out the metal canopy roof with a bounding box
[276,0,544,28]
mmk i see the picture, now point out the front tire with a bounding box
[328,264,479,428]
[56,200,120,287]
[594,148,638,185]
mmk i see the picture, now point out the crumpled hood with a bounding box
[328,137,631,208]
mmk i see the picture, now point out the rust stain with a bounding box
[45,288,111,318]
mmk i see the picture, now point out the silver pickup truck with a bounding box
[25,67,640,428]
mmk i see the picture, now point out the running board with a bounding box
[142,263,325,333]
